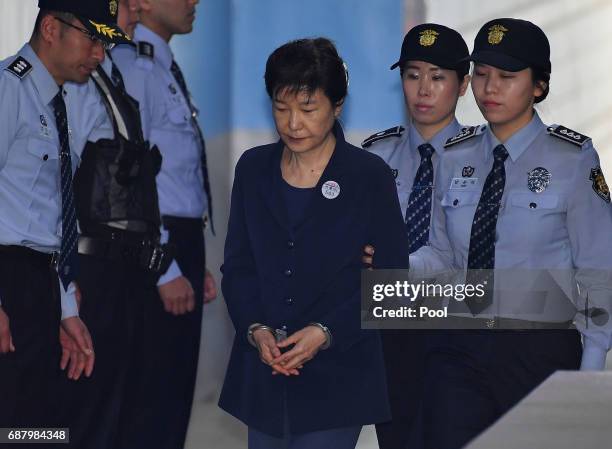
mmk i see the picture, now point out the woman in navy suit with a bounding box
[218,38,410,448]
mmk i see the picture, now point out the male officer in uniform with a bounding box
[55,1,177,447]
[111,1,217,448]
[0,0,127,429]
[362,24,469,449]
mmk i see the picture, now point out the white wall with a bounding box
[0,1,38,59]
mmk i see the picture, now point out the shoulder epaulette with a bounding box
[137,41,154,59]
[444,125,484,148]
[547,125,590,147]
[4,56,33,80]
[362,126,404,148]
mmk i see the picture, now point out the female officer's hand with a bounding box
[272,326,327,371]
[252,329,300,376]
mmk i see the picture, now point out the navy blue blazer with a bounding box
[219,123,410,437]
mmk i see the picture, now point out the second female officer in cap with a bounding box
[219,38,409,449]
[411,18,612,449]
[361,23,470,449]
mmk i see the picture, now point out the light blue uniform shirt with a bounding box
[114,24,207,221]
[412,112,612,370]
[0,44,112,319]
[365,119,463,229]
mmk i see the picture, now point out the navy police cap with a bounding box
[470,18,551,73]
[38,0,130,45]
[390,23,469,74]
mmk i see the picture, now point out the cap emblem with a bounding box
[488,24,508,45]
[109,0,118,17]
[419,29,439,47]
[89,20,123,39]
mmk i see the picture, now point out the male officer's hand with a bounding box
[252,329,299,377]
[362,244,375,267]
[272,326,327,371]
[203,269,217,304]
[158,276,195,315]
[59,326,90,380]
[0,307,15,354]
[59,317,95,380]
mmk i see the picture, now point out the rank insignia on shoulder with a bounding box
[4,56,33,79]
[590,166,610,203]
[444,125,482,148]
[137,41,154,59]
[547,125,590,147]
[361,126,404,148]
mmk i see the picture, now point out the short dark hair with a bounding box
[264,37,348,106]
[532,67,550,104]
[32,9,76,37]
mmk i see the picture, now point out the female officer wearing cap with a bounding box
[219,38,409,448]
[361,23,470,449]
[410,18,612,449]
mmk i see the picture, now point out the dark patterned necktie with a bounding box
[465,144,509,315]
[170,60,214,232]
[52,89,78,290]
[110,59,126,92]
[405,143,435,253]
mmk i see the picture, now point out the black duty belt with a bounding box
[0,245,58,269]
[162,215,205,230]
[442,316,575,331]
[78,232,174,274]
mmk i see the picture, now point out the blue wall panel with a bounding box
[173,0,406,138]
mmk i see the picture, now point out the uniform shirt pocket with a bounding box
[502,191,564,251]
[167,104,192,126]
[441,190,481,255]
[441,190,481,208]
[25,138,59,193]
[509,192,559,210]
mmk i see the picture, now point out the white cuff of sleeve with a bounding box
[580,341,607,371]
[157,259,182,286]
[156,226,183,286]
[408,253,425,280]
[60,281,79,320]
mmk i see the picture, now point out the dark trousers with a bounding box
[52,254,153,449]
[0,249,60,430]
[117,217,205,449]
[423,330,582,449]
[249,386,362,449]
[376,330,426,449]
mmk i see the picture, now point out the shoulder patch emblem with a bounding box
[547,125,590,147]
[137,41,154,59]
[4,56,33,79]
[444,126,481,148]
[590,167,610,203]
[362,126,404,148]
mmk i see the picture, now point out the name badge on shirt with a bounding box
[449,177,479,191]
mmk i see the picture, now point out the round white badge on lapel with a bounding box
[322,180,341,199]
